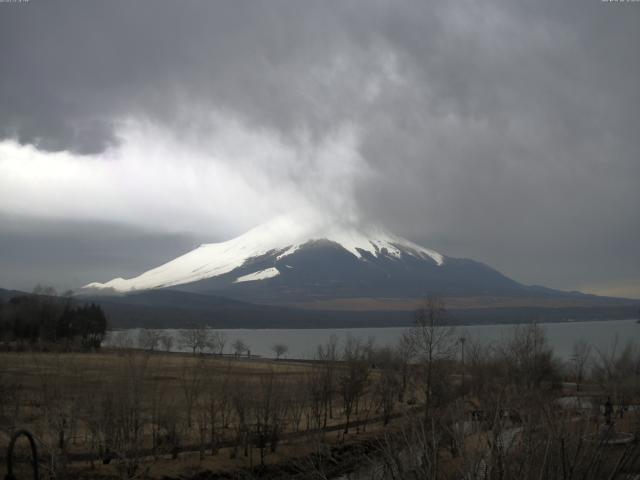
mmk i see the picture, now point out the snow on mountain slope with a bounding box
[83,216,444,293]
[234,267,280,283]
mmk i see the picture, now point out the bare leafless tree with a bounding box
[154,395,182,460]
[338,336,369,434]
[137,329,162,352]
[204,367,233,455]
[499,323,559,391]
[250,368,289,465]
[305,368,325,432]
[408,295,456,423]
[287,375,309,433]
[570,338,592,392]
[232,339,248,357]
[0,356,23,435]
[160,334,174,352]
[31,352,81,478]
[271,343,288,360]
[593,338,640,410]
[208,331,227,355]
[98,350,152,479]
[230,376,251,459]
[395,333,414,403]
[179,327,211,355]
[316,335,339,428]
[372,348,399,425]
[179,356,207,428]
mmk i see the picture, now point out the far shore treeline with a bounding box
[0,285,107,350]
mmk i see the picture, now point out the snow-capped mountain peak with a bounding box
[83,216,444,293]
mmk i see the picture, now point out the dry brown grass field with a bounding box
[1,323,639,480]
[0,349,404,479]
[289,295,636,311]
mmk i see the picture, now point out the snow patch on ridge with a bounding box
[234,267,280,283]
[276,244,300,260]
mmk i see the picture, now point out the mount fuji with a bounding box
[85,216,559,304]
[78,217,639,327]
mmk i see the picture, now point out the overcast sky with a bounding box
[0,0,639,297]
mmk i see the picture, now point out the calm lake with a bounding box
[110,319,640,361]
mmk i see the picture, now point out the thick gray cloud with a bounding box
[0,0,638,296]
[0,214,205,292]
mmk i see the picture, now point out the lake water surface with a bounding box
[111,319,639,360]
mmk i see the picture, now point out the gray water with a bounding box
[109,319,639,360]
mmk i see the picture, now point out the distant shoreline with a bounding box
[108,317,639,332]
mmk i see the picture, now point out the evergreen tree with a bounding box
[2,291,108,350]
